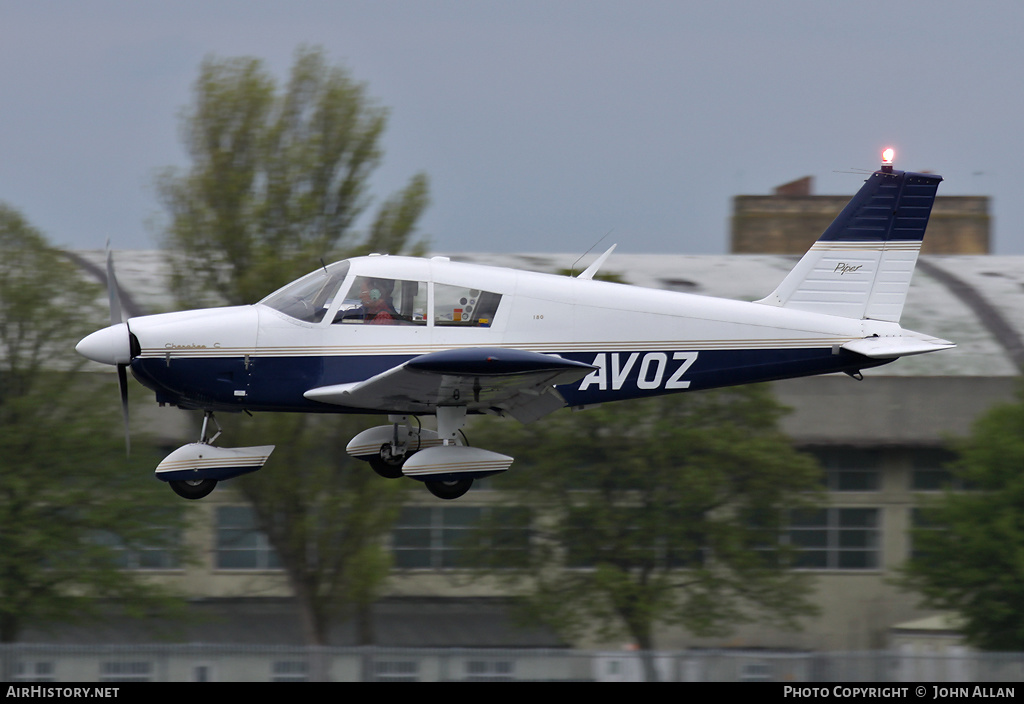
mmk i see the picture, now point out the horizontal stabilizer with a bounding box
[842,333,955,359]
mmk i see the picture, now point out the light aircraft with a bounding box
[77,150,953,501]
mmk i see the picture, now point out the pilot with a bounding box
[358,278,400,324]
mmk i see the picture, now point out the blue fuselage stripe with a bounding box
[131,347,884,414]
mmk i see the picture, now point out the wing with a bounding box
[304,347,597,423]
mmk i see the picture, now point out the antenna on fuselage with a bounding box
[570,229,614,277]
[577,244,618,280]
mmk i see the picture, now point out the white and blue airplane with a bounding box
[77,150,953,500]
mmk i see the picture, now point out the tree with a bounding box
[899,381,1024,651]
[157,45,430,307]
[464,385,823,680]
[0,204,187,646]
[156,47,426,651]
[228,412,406,648]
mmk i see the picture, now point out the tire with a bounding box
[425,477,473,500]
[169,478,218,500]
[368,443,408,479]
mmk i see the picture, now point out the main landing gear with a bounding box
[346,409,513,500]
[154,408,513,502]
[424,477,475,500]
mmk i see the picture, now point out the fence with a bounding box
[5,644,1024,682]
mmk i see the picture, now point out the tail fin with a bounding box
[756,164,942,322]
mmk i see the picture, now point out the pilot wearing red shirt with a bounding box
[359,278,399,324]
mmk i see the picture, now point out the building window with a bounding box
[191,664,215,683]
[372,658,420,682]
[787,508,880,569]
[911,448,960,491]
[13,660,54,682]
[909,506,945,559]
[89,529,180,570]
[271,660,308,682]
[215,505,281,570]
[100,661,152,682]
[464,658,516,681]
[565,507,704,569]
[392,505,529,569]
[809,447,882,491]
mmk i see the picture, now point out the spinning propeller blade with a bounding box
[106,242,131,455]
[106,243,124,326]
[117,362,131,455]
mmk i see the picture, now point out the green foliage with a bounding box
[464,385,823,651]
[157,45,430,308]
[899,381,1024,651]
[156,48,425,645]
[227,412,408,645]
[0,204,188,642]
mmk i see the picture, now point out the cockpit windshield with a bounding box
[260,259,505,328]
[259,261,350,323]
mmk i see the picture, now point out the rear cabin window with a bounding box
[434,284,502,327]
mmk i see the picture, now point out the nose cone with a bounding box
[76,323,132,366]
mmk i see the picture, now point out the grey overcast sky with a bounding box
[2,0,1022,256]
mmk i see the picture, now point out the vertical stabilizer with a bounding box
[756,160,942,322]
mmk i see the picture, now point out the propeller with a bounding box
[106,244,131,456]
[76,244,141,455]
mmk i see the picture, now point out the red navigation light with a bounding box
[882,147,895,165]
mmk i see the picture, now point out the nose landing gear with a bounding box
[155,411,276,500]
[169,477,218,500]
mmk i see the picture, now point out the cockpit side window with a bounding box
[333,276,428,326]
[434,284,502,327]
[259,261,350,323]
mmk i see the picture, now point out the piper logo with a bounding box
[834,263,864,275]
[578,351,699,391]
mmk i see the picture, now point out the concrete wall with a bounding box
[731,195,990,255]
[775,375,1015,446]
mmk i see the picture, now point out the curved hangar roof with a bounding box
[70,250,1024,378]
[445,252,1024,378]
